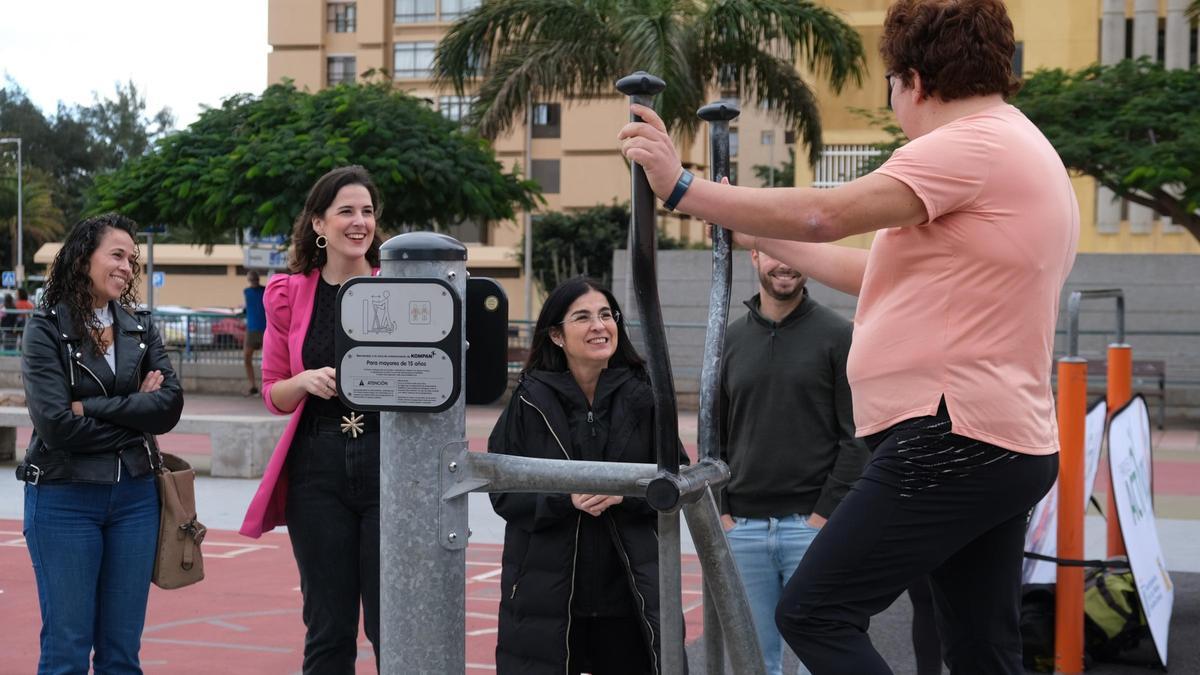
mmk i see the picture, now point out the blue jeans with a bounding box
[726,514,819,675]
[23,473,160,675]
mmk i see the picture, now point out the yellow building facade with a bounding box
[267,0,1199,304]
[804,0,1199,254]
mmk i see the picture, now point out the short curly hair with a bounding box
[881,0,1021,102]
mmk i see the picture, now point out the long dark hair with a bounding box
[289,165,384,273]
[523,276,644,374]
[42,213,142,354]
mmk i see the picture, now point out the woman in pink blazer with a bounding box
[240,165,383,673]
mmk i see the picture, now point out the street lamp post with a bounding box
[0,138,23,283]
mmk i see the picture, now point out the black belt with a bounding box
[15,463,43,485]
[302,412,380,438]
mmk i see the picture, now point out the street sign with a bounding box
[243,247,289,270]
[334,276,463,412]
[152,271,165,288]
[243,228,289,246]
[141,223,169,234]
[1,271,14,288]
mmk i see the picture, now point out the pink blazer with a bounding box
[239,267,378,538]
[239,270,318,538]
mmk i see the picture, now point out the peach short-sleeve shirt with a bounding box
[847,104,1079,455]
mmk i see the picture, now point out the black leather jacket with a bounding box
[18,302,183,484]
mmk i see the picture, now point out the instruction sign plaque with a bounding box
[335,277,462,412]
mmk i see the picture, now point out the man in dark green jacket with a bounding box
[719,248,868,675]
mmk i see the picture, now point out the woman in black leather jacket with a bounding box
[17,213,183,674]
[489,277,685,675]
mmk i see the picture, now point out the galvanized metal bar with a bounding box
[378,233,467,674]
[658,511,686,674]
[683,490,768,675]
[442,450,656,499]
[1066,289,1125,356]
[695,100,739,465]
[695,99,742,675]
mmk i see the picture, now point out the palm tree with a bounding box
[1189,0,1199,21]
[433,0,866,164]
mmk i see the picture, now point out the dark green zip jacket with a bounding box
[718,292,868,519]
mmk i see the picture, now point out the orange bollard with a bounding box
[1055,358,1087,674]
[1106,344,1132,558]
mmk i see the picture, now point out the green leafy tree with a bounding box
[752,147,795,187]
[0,164,66,269]
[1014,59,1200,242]
[1189,0,1199,21]
[433,0,866,163]
[518,203,688,291]
[0,80,173,229]
[88,80,541,244]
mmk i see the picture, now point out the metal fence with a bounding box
[0,309,252,364]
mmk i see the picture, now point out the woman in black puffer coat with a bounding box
[489,277,685,675]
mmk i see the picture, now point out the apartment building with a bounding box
[268,0,1199,315]
[268,0,804,316]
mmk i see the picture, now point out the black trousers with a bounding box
[567,615,655,675]
[286,419,381,674]
[775,407,1057,675]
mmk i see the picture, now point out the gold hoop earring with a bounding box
[315,235,328,249]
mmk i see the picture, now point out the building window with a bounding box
[394,42,436,79]
[729,129,739,157]
[395,0,435,23]
[439,95,476,122]
[530,159,561,193]
[441,0,481,20]
[531,103,561,138]
[327,56,357,85]
[327,2,356,32]
[1012,41,1024,79]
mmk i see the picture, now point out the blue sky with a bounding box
[1,0,268,128]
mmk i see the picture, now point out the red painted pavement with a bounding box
[0,521,705,673]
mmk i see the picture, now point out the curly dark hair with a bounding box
[881,0,1021,102]
[523,276,644,374]
[289,165,384,274]
[42,213,142,355]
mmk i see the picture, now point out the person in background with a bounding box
[18,213,183,673]
[240,165,384,674]
[243,269,266,396]
[16,287,35,311]
[719,249,868,675]
[488,276,685,675]
[619,0,1078,670]
[0,294,18,350]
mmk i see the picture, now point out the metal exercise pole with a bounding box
[379,232,468,674]
[695,99,762,675]
[615,71,686,675]
[1055,289,1124,674]
[1066,289,1129,559]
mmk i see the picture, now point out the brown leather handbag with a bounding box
[151,450,207,589]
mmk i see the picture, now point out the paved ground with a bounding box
[2,393,1198,673]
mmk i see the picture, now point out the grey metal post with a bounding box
[378,232,468,674]
[1066,289,1125,357]
[697,100,740,675]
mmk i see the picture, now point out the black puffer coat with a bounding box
[18,302,183,484]
[489,367,673,675]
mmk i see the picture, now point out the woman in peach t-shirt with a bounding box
[619,1,1078,672]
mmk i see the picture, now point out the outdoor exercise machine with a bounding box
[338,71,769,674]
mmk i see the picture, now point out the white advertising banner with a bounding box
[1022,398,1107,585]
[1109,395,1171,665]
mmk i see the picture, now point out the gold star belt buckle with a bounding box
[340,412,365,439]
